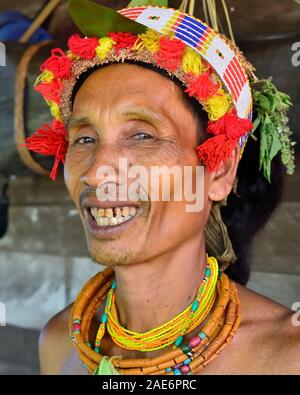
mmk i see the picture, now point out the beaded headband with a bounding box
[25,0,295,181]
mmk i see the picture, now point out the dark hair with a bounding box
[72,62,285,285]
[222,136,284,285]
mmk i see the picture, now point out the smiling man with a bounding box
[67,63,211,269]
[25,2,299,375]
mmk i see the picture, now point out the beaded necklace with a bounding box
[69,256,241,375]
[94,256,218,353]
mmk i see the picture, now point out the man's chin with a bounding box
[88,244,143,268]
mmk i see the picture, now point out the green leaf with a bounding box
[69,0,147,38]
[256,94,271,113]
[269,132,282,161]
[250,117,260,134]
[259,126,268,171]
[263,157,271,182]
[127,0,168,6]
[265,93,276,113]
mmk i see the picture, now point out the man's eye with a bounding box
[132,132,153,140]
[74,136,95,145]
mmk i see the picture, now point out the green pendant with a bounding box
[93,356,121,375]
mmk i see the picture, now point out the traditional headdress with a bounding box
[25,0,296,182]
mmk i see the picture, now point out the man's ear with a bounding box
[207,144,240,202]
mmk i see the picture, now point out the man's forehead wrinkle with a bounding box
[111,88,184,124]
[118,107,163,123]
[70,70,194,134]
[67,115,92,130]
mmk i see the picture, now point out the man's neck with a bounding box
[113,235,207,333]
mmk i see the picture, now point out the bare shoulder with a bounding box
[39,303,74,375]
[235,282,300,373]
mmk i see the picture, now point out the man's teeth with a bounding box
[90,207,137,226]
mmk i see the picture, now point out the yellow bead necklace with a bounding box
[94,256,219,353]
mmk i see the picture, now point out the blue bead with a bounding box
[165,368,172,373]
[87,342,92,348]
[174,336,183,347]
[184,358,191,365]
[191,300,199,312]
[101,313,108,323]
[173,369,182,375]
[94,347,100,353]
[205,268,211,277]
[198,330,206,340]
[111,280,117,289]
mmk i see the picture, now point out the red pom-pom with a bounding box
[34,78,63,103]
[40,48,72,79]
[207,109,253,140]
[68,34,99,60]
[197,109,253,172]
[197,134,236,172]
[108,32,137,52]
[154,36,185,72]
[185,72,220,101]
[24,120,68,180]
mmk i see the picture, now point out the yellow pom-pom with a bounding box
[133,37,144,52]
[137,28,161,53]
[204,90,231,121]
[66,50,80,60]
[96,37,114,60]
[47,100,62,121]
[34,70,54,86]
[182,47,208,76]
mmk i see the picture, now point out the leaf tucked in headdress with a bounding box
[69,0,147,38]
[259,115,282,181]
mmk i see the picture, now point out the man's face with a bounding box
[64,63,212,266]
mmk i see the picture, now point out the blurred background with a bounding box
[0,0,299,374]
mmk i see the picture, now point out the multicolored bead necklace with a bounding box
[69,256,241,375]
[93,256,218,353]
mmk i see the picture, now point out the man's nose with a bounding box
[80,142,123,188]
